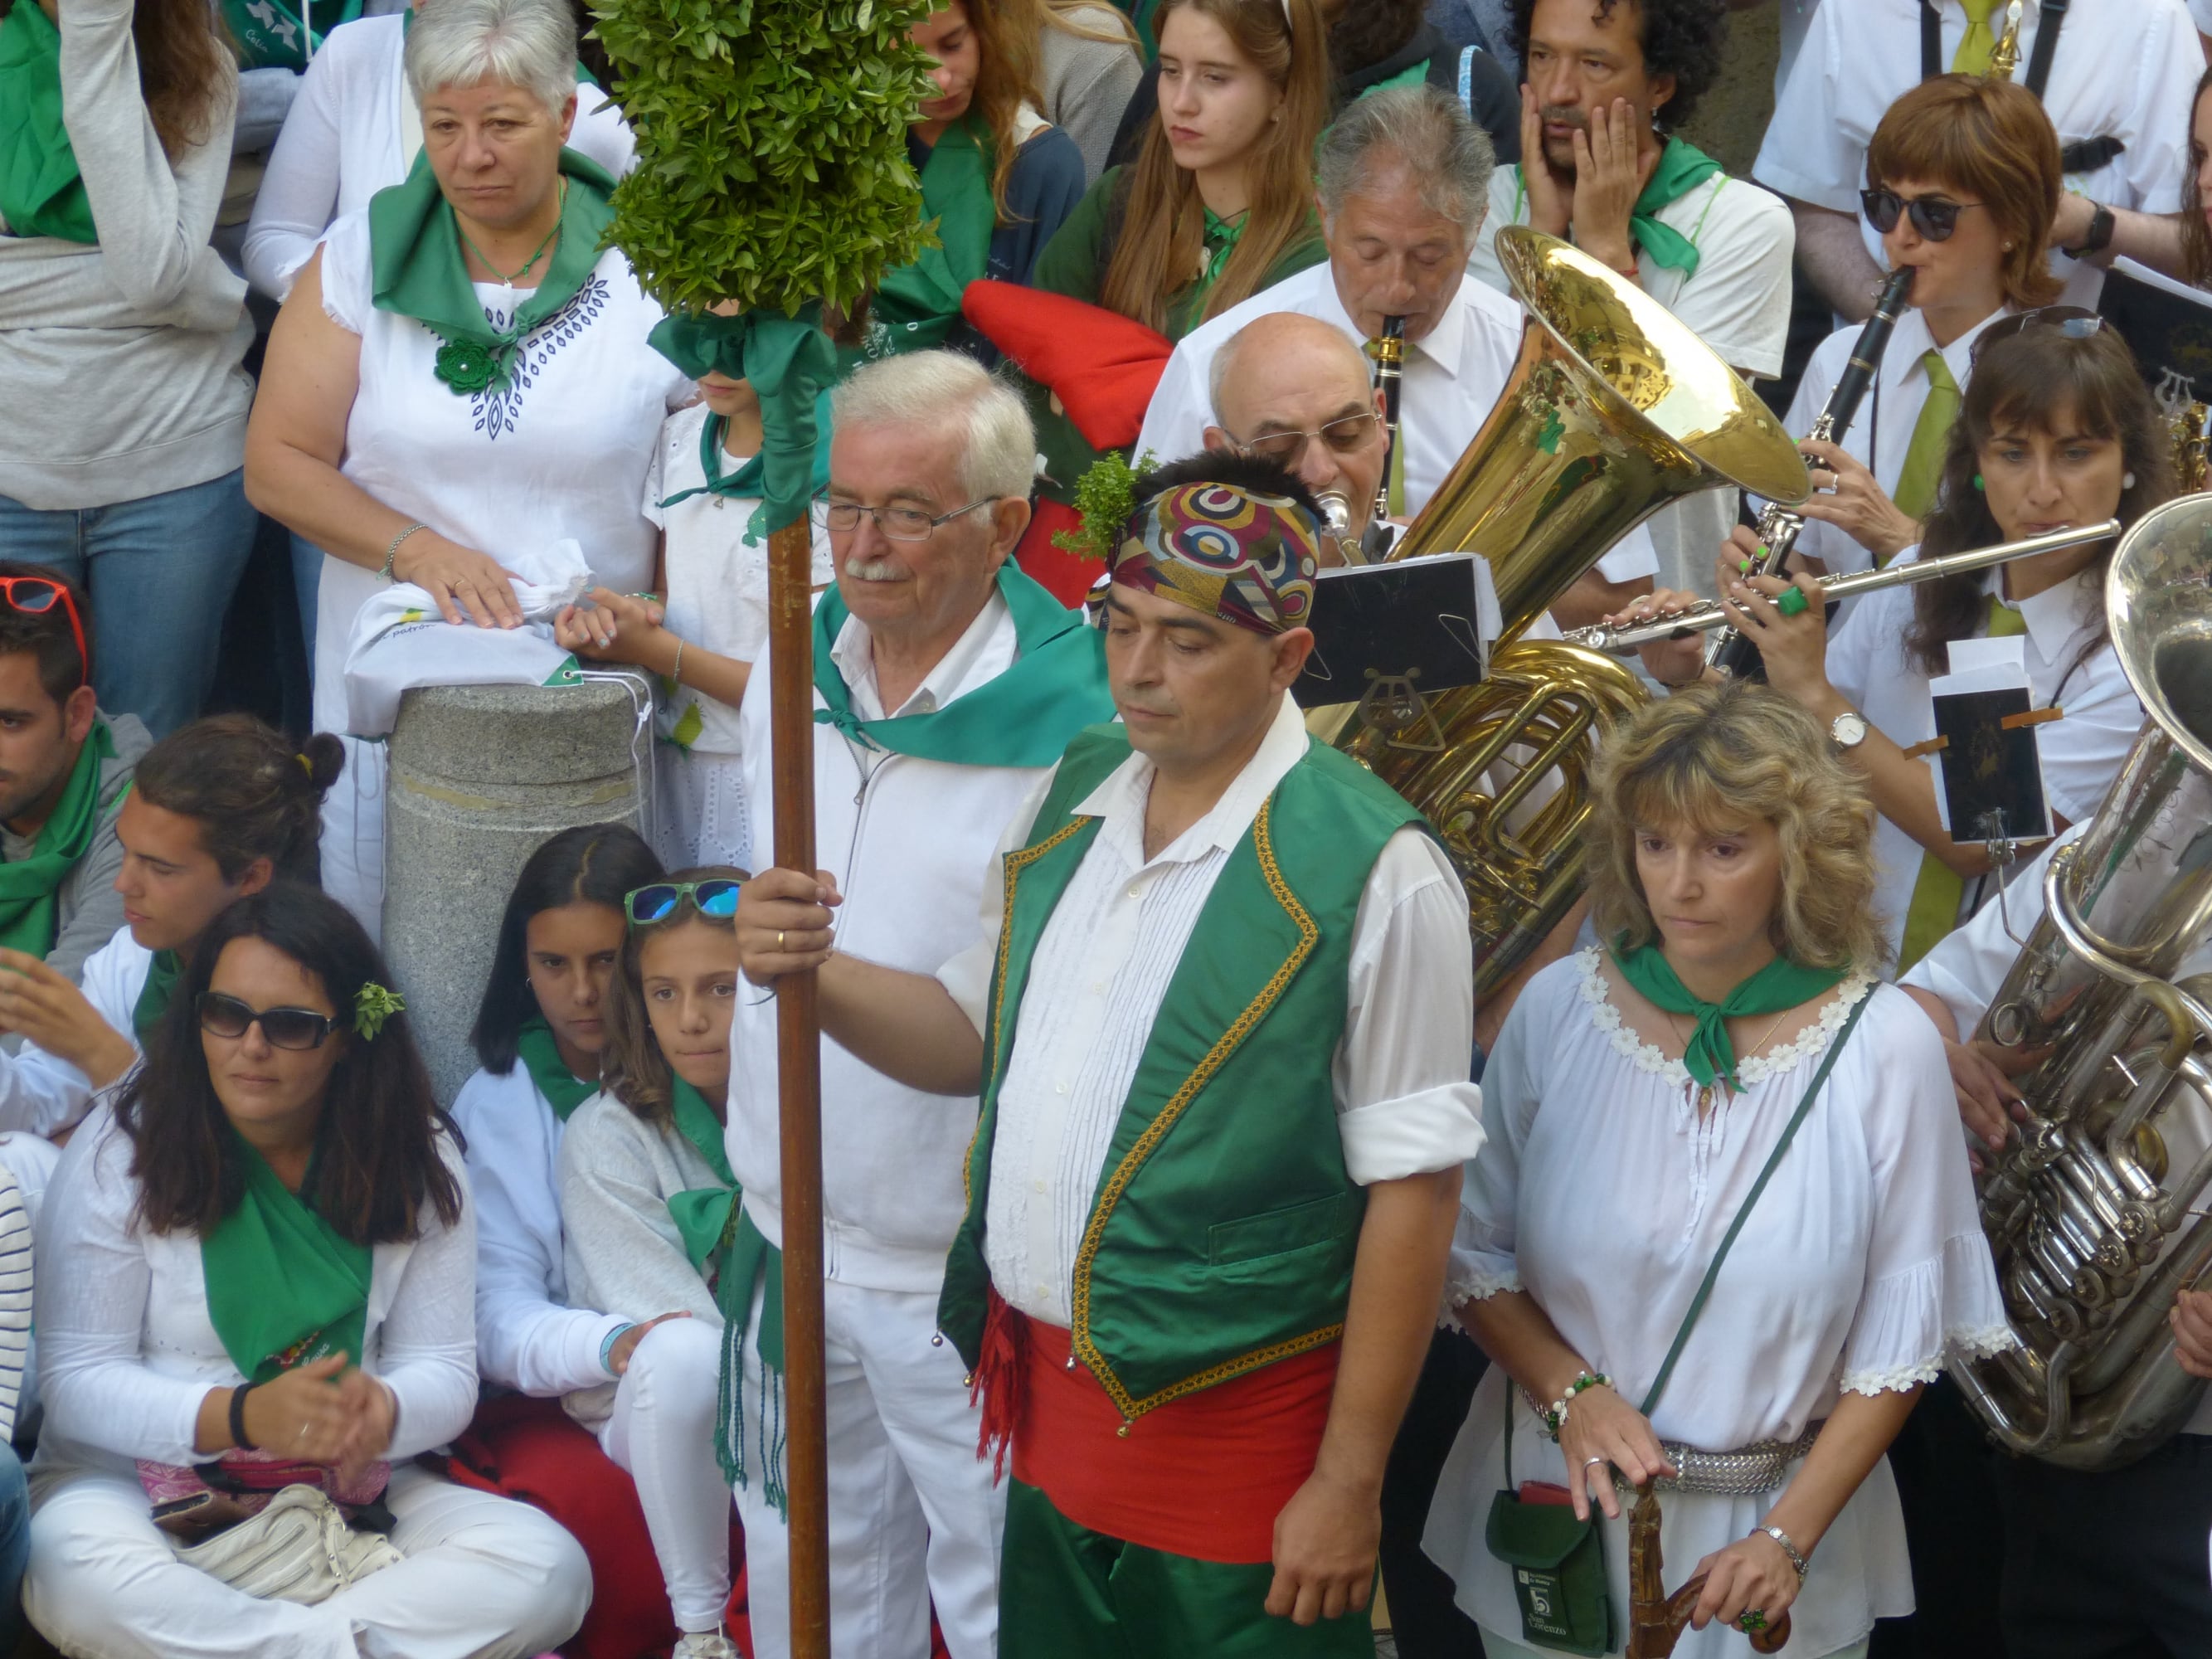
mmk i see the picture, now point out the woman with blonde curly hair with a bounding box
[1422,681,2009,1659]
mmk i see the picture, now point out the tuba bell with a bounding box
[1952,494,2212,1470]
[1320,228,1809,996]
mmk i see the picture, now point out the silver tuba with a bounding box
[1952,494,2212,1470]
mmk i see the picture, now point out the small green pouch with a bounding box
[1485,1477,1612,1657]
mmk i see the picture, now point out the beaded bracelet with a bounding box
[1526,1370,1612,1438]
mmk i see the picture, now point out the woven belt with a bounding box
[1614,1423,1821,1497]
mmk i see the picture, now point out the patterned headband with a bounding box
[1109,481,1320,636]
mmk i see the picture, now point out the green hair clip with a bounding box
[1052,449,1159,563]
[353,982,406,1041]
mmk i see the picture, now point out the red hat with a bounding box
[960,280,1173,450]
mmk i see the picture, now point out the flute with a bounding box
[1564,519,2121,655]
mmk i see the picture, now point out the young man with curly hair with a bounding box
[1467,0,1793,596]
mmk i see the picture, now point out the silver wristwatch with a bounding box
[1830,710,1869,750]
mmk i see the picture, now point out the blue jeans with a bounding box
[0,1442,26,1652]
[0,470,257,737]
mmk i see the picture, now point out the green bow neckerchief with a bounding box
[714,1207,788,1512]
[646,309,838,538]
[202,1134,372,1385]
[1508,135,1723,280]
[812,562,1115,766]
[859,115,997,361]
[0,0,95,244]
[369,147,618,397]
[1893,348,1962,534]
[514,1016,596,1122]
[1898,596,2030,970]
[664,1077,740,1281]
[132,949,183,1043]
[1192,205,1248,311]
[1952,0,2001,74]
[218,0,362,72]
[0,720,114,958]
[1609,943,1850,1093]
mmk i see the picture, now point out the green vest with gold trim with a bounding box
[937,720,1427,1424]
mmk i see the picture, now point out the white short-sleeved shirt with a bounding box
[1134,260,1661,587]
[1467,159,1796,596]
[1826,557,2142,964]
[311,207,691,733]
[1422,950,2010,1657]
[641,402,834,758]
[1753,0,2204,308]
[934,695,1485,1328]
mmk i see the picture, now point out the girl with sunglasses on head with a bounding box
[0,716,341,1205]
[450,820,706,1659]
[1756,75,2064,587]
[22,883,591,1656]
[556,871,745,1659]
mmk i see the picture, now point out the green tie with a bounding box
[1898,593,2029,971]
[1891,349,1961,549]
[1951,0,2000,74]
[1387,407,1407,518]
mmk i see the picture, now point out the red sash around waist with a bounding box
[1010,1314,1339,1564]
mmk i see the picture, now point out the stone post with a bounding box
[382,674,653,1104]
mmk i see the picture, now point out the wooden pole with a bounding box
[766,512,831,1658]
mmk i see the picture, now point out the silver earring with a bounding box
[2123,470,2137,489]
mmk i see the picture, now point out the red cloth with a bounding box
[1014,499,1106,609]
[960,280,1172,450]
[442,1394,741,1659]
[1010,1317,1339,1565]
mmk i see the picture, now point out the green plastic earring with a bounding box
[1972,474,1985,491]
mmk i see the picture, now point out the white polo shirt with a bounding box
[1468,159,1795,595]
[1135,260,1662,588]
[1753,0,2202,309]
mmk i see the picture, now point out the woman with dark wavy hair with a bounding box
[1630,315,2169,974]
[1424,682,2006,1659]
[22,883,590,1655]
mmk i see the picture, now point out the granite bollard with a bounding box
[382,674,653,1103]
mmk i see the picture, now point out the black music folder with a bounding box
[2098,258,2212,407]
[1929,685,2054,845]
[1291,552,1496,710]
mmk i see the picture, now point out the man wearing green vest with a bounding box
[736,452,1483,1656]
[0,565,145,995]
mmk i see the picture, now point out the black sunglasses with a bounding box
[1860,188,1987,242]
[198,991,340,1051]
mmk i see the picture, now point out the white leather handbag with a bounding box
[170,1483,404,1604]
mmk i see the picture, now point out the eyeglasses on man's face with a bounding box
[1227,411,1381,470]
[812,497,1001,542]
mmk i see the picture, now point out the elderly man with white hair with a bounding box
[245,0,691,941]
[1137,81,1658,630]
[722,350,1116,1659]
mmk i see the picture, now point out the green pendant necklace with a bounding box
[459,180,566,286]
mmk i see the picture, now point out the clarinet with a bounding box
[1707,265,1916,681]
[1362,315,1407,562]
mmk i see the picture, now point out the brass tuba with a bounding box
[1321,228,1809,995]
[1952,494,2212,1469]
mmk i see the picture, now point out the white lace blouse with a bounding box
[1422,948,2012,1657]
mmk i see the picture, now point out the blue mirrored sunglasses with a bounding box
[625,879,741,926]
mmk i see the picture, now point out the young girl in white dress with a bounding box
[1423,682,2010,1659]
[557,868,746,1659]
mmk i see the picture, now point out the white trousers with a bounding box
[319,736,387,947]
[596,1313,733,1633]
[732,1278,1003,1659]
[25,1462,590,1658]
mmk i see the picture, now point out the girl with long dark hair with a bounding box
[1631,316,2170,973]
[557,868,745,1659]
[22,884,589,1654]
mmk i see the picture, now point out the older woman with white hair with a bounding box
[244,0,690,937]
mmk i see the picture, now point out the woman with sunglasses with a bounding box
[1757,75,2064,586]
[22,883,591,1656]
[1628,314,2168,976]
[0,717,340,1201]
[557,871,745,1659]
[450,820,703,1658]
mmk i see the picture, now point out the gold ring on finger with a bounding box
[778,930,786,951]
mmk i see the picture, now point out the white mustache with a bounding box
[844,556,905,582]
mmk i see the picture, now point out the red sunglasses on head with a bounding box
[0,579,86,691]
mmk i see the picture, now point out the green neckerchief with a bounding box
[1609,942,1849,1092]
[0,0,95,243]
[812,563,1114,766]
[0,721,114,958]
[201,1133,372,1384]
[664,1077,740,1279]
[132,949,182,1043]
[514,1016,596,1122]
[218,0,362,72]
[368,147,618,396]
[863,115,996,357]
[713,1206,787,1511]
[1193,205,1247,309]
[647,309,838,537]
[1511,136,1723,279]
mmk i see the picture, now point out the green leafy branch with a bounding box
[1053,450,1159,562]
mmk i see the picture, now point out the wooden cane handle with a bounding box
[1666,1574,1792,1654]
